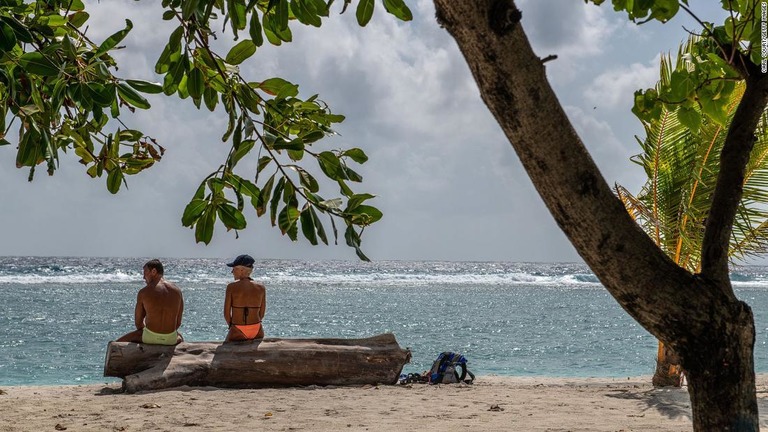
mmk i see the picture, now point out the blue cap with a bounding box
[226,254,255,268]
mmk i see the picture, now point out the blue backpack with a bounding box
[428,352,475,384]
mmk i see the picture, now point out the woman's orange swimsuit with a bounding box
[229,322,263,340]
[228,305,263,340]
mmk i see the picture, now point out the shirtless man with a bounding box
[223,254,266,341]
[117,259,184,345]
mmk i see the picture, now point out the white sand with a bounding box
[3,375,768,431]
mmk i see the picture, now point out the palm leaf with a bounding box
[616,38,768,271]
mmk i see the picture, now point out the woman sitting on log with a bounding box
[223,254,267,341]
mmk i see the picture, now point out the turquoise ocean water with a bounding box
[2,257,768,386]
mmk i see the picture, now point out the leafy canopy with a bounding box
[0,0,413,260]
[589,0,761,130]
[617,38,768,272]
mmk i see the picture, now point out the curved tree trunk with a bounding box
[431,1,767,430]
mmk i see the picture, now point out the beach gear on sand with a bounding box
[141,328,178,345]
[428,352,475,384]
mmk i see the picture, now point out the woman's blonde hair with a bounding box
[235,265,253,277]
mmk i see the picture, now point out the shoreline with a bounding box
[4,375,768,431]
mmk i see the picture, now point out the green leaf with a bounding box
[187,67,204,99]
[182,0,200,20]
[95,19,133,57]
[676,106,701,133]
[68,11,90,28]
[344,225,369,261]
[0,20,17,52]
[356,0,374,26]
[273,138,304,151]
[270,177,286,225]
[204,87,218,111]
[228,0,248,34]
[256,174,275,216]
[249,10,264,46]
[225,39,257,65]
[195,207,217,244]
[318,151,343,179]
[298,168,319,192]
[310,207,328,245]
[229,139,255,168]
[346,193,375,212]
[126,80,164,94]
[650,0,679,22]
[342,147,368,163]
[278,205,300,235]
[229,174,261,201]
[259,77,297,97]
[117,83,151,109]
[290,0,322,26]
[87,82,116,107]
[0,16,33,43]
[348,204,383,224]
[168,25,184,53]
[67,0,86,11]
[300,207,318,245]
[257,155,272,174]
[669,70,696,101]
[182,198,208,226]
[276,0,290,30]
[18,52,59,76]
[218,204,247,230]
[106,169,124,194]
[383,0,412,21]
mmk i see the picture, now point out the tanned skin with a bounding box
[224,265,266,341]
[117,261,184,344]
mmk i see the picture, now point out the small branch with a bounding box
[679,3,729,61]
[540,54,557,64]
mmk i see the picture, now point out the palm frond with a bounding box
[624,38,768,271]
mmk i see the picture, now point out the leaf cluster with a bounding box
[0,1,163,187]
[590,1,763,128]
[617,39,768,270]
[2,0,414,259]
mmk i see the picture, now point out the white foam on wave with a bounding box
[0,271,139,285]
[258,271,602,287]
[0,270,603,287]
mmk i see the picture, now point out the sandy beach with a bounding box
[5,375,768,431]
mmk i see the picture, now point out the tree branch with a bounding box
[700,75,768,285]
[432,0,701,342]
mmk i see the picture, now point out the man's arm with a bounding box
[134,290,146,330]
[176,289,184,330]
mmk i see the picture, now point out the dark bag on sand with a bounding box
[428,352,475,384]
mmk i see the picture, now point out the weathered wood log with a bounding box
[104,333,411,393]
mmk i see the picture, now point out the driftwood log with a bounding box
[104,333,411,393]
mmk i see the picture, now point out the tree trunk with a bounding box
[681,297,758,430]
[431,1,763,430]
[652,341,682,388]
[104,333,411,393]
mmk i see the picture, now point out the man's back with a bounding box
[141,281,183,334]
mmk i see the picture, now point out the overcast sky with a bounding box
[0,1,735,262]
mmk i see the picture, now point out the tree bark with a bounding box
[104,333,411,393]
[431,1,764,430]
